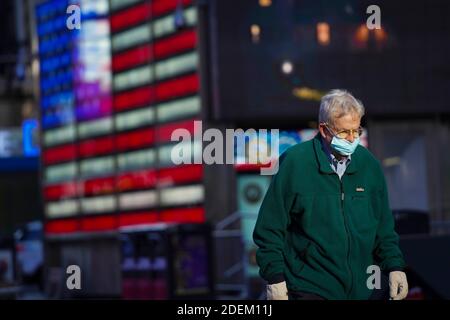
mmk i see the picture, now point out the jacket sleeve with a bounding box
[373,165,406,272]
[253,151,296,283]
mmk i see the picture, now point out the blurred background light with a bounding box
[281,60,293,75]
[317,22,330,46]
[259,0,272,7]
[250,24,260,43]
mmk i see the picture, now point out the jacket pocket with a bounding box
[349,194,377,233]
[285,234,312,274]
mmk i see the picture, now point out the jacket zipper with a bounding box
[340,177,353,298]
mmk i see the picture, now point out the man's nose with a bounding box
[346,134,355,143]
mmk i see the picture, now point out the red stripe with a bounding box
[151,0,192,18]
[45,219,79,234]
[114,86,154,111]
[118,211,158,227]
[158,164,202,185]
[113,74,198,111]
[78,136,114,158]
[110,3,151,32]
[112,30,196,72]
[82,176,116,196]
[160,207,205,223]
[44,182,78,200]
[112,45,152,72]
[234,163,273,172]
[154,29,197,60]
[117,169,157,191]
[43,144,76,164]
[80,215,118,232]
[116,128,155,151]
[155,73,199,101]
[156,118,197,142]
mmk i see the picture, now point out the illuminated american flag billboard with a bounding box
[38,0,204,235]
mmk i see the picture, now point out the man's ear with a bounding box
[318,124,327,139]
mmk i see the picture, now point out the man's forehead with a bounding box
[332,115,361,130]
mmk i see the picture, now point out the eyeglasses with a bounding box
[325,124,364,139]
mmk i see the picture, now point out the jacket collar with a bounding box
[312,133,358,175]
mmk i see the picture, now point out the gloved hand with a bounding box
[267,281,289,300]
[389,271,408,300]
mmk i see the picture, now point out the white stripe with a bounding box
[158,140,202,167]
[119,190,158,210]
[115,107,155,131]
[155,51,198,80]
[117,149,156,171]
[112,24,152,51]
[80,156,115,178]
[113,65,153,91]
[80,195,116,214]
[45,162,77,183]
[44,125,76,146]
[157,96,200,122]
[110,0,141,10]
[78,117,113,139]
[153,7,197,38]
[160,184,204,206]
[46,199,79,218]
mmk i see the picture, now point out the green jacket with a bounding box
[253,134,406,300]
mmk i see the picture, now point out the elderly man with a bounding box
[253,89,408,300]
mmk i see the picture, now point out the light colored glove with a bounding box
[389,271,408,300]
[267,281,289,300]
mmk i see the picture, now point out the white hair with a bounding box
[319,89,365,125]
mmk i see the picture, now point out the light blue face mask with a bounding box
[330,136,360,156]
